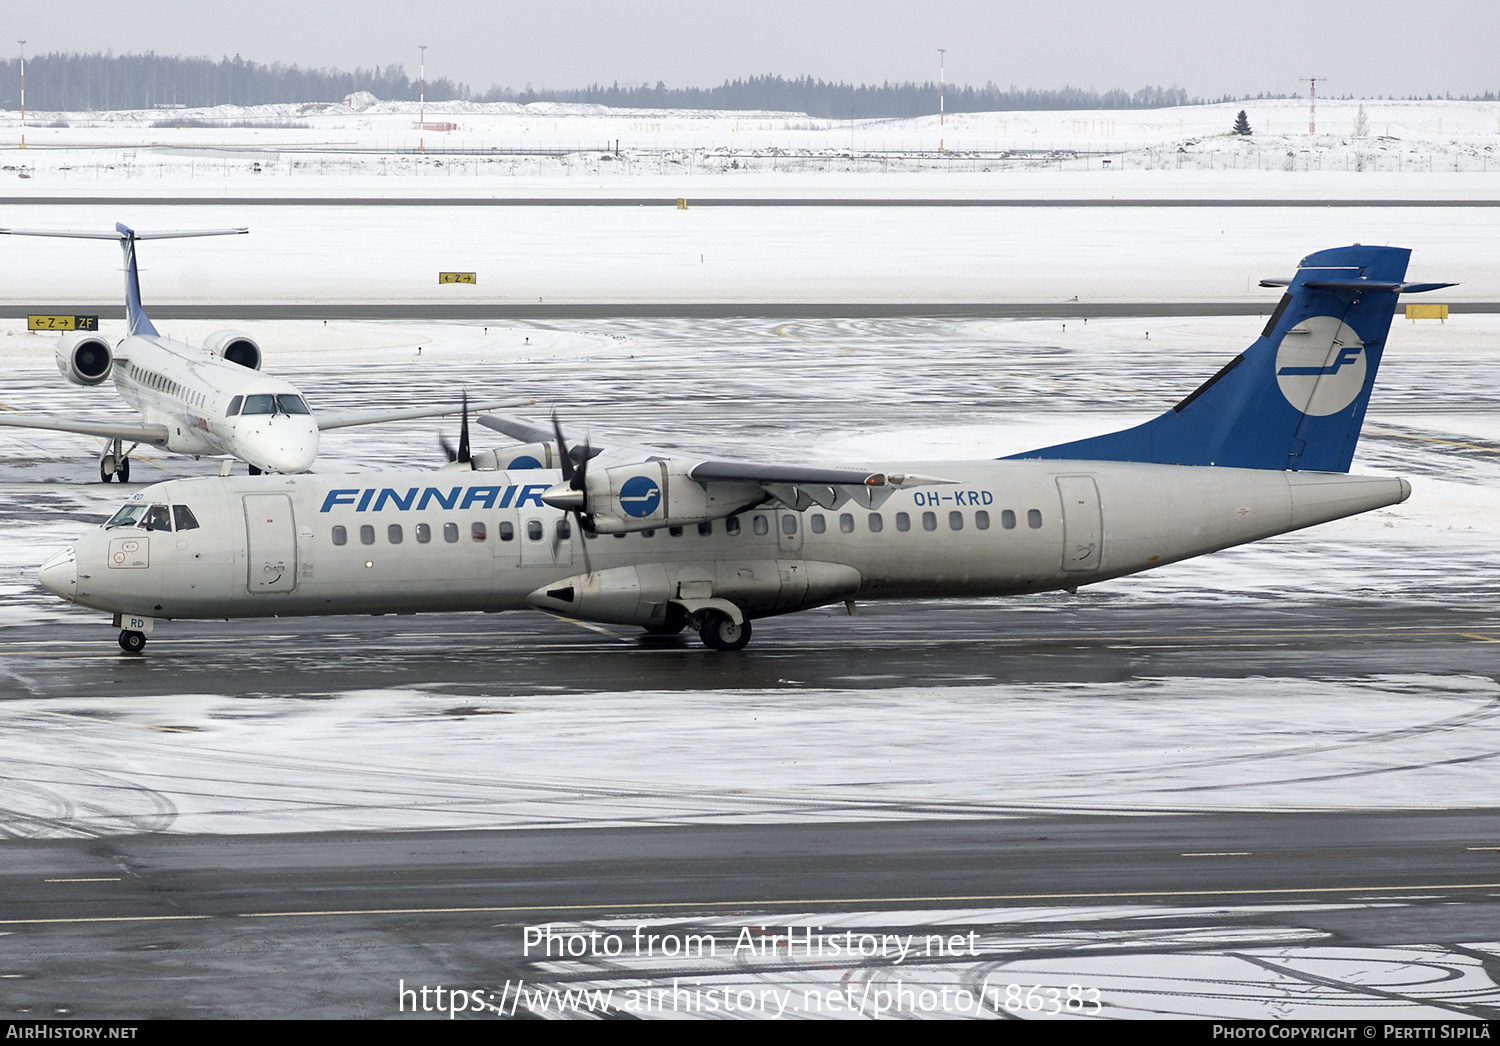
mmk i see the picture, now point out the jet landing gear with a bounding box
[99,438,131,483]
[118,629,146,654]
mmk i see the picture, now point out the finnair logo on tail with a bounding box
[1274,316,1367,416]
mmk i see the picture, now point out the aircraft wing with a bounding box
[316,402,523,432]
[0,413,170,444]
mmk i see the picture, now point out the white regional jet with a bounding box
[38,245,1449,653]
[0,224,497,480]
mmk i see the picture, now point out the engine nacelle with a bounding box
[202,329,262,370]
[583,461,765,534]
[55,332,114,386]
[470,442,564,472]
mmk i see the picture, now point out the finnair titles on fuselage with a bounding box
[39,246,1449,652]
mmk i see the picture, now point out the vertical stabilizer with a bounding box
[1009,246,1453,473]
[116,224,158,338]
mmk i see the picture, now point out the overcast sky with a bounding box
[10,1,1499,100]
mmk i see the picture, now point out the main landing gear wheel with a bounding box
[698,611,751,651]
[118,629,146,654]
[100,456,129,483]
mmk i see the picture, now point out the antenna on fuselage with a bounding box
[0,224,248,337]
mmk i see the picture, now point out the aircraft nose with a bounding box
[39,546,78,602]
[246,420,319,474]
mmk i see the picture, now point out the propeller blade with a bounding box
[439,434,458,462]
[551,411,574,483]
[458,391,471,464]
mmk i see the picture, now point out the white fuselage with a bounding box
[111,334,319,473]
[38,461,1410,625]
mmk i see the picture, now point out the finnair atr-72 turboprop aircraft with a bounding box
[0,224,497,480]
[39,245,1449,653]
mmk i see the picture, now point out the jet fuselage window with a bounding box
[868,513,883,533]
[443,522,459,543]
[473,522,488,542]
[388,524,403,544]
[975,510,990,530]
[172,505,200,531]
[839,513,854,534]
[360,525,375,545]
[753,515,768,536]
[332,525,348,545]
[1028,509,1043,529]
[949,511,964,531]
[1001,510,1017,530]
[922,511,937,532]
[416,523,431,543]
[896,512,911,532]
[498,521,514,541]
[810,514,826,534]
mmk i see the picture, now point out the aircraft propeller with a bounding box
[548,411,596,570]
[439,391,472,467]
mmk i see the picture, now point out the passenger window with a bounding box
[726,516,741,535]
[614,532,627,539]
[949,511,964,531]
[782,516,797,536]
[896,512,910,532]
[669,525,683,537]
[172,505,200,531]
[443,522,459,543]
[811,514,826,534]
[557,518,572,541]
[473,522,488,542]
[753,515,768,536]
[868,513,883,533]
[499,521,514,541]
[839,513,854,533]
[1028,509,1043,529]
[388,524,403,544]
[1002,510,1017,530]
[922,511,937,532]
[332,525,347,546]
[526,520,542,541]
[360,525,375,545]
[975,510,990,530]
[416,523,431,543]
[697,521,713,536]
[642,528,655,538]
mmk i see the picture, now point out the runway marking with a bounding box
[1370,430,1500,455]
[1467,846,1500,851]
[14,880,1500,927]
[1181,852,1251,857]
[1460,634,1500,643]
[44,877,121,883]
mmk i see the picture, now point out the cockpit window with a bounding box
[105,503,176,531]
[240,393,310,416]
[227,395,243,416]
[173,505,200,531]
[105,504,147,529]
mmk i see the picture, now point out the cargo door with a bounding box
[1056,476,1102,573]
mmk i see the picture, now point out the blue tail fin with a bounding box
[1008,245,1452,473]
[115,223,159,338]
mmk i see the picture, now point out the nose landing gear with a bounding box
[118,629,147,654]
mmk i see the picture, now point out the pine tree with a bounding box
[1232,110,1252,136]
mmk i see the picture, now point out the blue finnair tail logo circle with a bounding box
[619,474,662,517]
[1274,316,1367,416]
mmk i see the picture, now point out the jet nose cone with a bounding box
[246,421,319,474]
[39,546,78,602]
